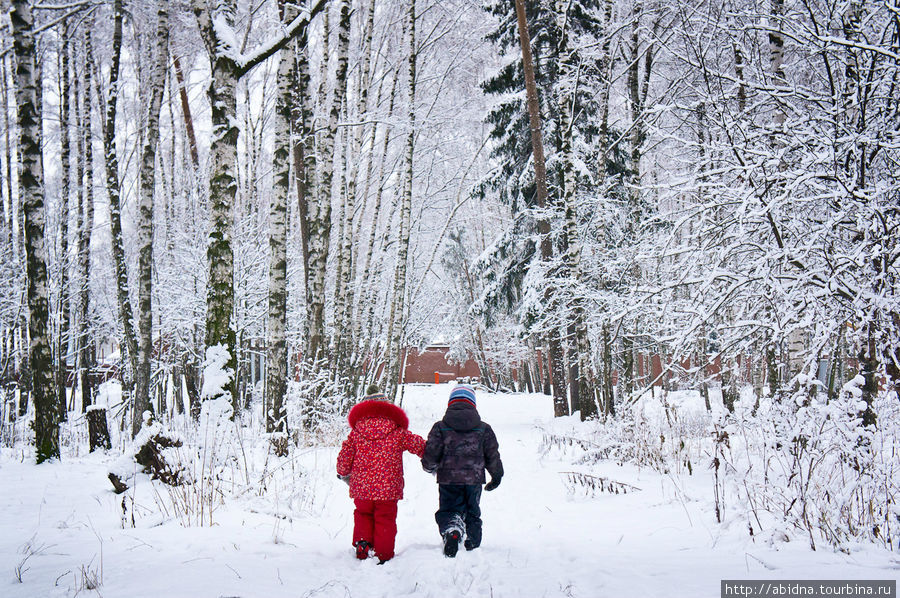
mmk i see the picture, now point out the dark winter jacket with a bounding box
[421,402,503,485]
[336,400,426,501]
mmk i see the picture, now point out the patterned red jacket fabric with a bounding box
[336,400,425,501]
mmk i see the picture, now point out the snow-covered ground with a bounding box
[1,384,897,597]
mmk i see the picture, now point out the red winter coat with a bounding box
[336,400,425,501]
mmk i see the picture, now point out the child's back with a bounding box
[337,391,425,562]
[421,384,503,556]
[337,398,422,501]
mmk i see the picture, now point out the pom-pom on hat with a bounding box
[448,384,476,408]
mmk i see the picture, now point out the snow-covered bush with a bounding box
[545,381,899,551]
[285,372,348,447]
[540,390,708,476]
[721,376,900,551]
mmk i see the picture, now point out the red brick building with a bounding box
[401,345,481,384]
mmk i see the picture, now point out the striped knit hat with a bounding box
[448,384,476,407]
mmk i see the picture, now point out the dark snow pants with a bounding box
[435,484,482,548]
[353,499,398,560]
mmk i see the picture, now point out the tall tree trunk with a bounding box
[514,0,568,416]
[172,363,184,414]
[192,0,325,407]
[293,26,315,307]
[56,33,71,421]
[623,333,634,397]
[334,0,378,378]
[858,326,877,427]
[555,0,597,420]
[627,0,645,227]
[0,56,14,397]
[133,0,169,436]
[734,39,746,113]
[12,0,59,461]
[98,0,139,414]
[358,68,399,376]
[78,29,97,414]
[305,0,350,366]
[1,56,13,245]
[384,0,417,402]
[602,323,614,415]
[331,122,349,364]
[201,28,240,407]
[266,0,300,441]
[768,0,787,128]
[171,54,200,172]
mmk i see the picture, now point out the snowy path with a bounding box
[1,385,898,597]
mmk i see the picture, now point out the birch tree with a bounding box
[133,0,169,436]
[332,0,378,378]
[554,0,598,419]
[97,0,139,407]
[56,32,71,420]
[265,0,304,443]
[12,0,59,461]
[303,0,349,368]
[192,0,325,409]
[383,0,416,402]
[76,28,95,413]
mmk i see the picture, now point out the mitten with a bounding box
[337,474,351,485]
[484,475,501,491]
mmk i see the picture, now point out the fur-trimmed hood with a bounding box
[348,399,409,431]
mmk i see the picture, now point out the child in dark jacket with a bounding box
[336,388,425,563]
[421,384,503,557]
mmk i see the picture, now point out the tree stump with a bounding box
[271,434,289,457]
[86,406,111,451]
[108,427,184,493]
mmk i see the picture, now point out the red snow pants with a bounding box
[353,499,399,561]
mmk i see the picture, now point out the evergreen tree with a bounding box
[476,0,607,321]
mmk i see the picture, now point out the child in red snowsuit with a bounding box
[336,391,425,563]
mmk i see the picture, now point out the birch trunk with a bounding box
[293,28,315,297]
[133,0,169,436]
[78,29,96,413]
[514,0,568,416]
[734,39,746,113]
[627,0,644,227]
[192,0,324,406]
[56,34,71,421]
[334,0,378,376]
[305,0,350,366]
[1,56,13,244]
[73,43,85,408]
[384,0,417,402]
[98,0,139,409]
[351,69,390,342]
[358,69,399,370]
[12,0,59,461]
[3,51,30,413]
[266,0,300,440]
[768,0,786,128]
[331,122,348,361]
[601,323,614,415]
[555,0,597,420]
[0,112,11,422]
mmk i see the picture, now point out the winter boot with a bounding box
[354,540,371,560]
[443,530,461,558]
[464,539,479,551]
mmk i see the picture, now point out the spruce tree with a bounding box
[476,0,611,345]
